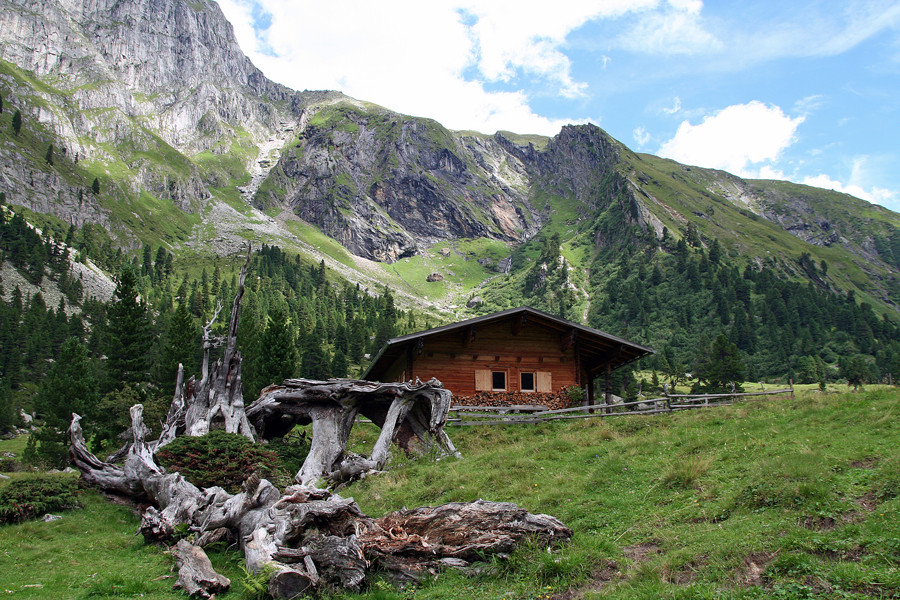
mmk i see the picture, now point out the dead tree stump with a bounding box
[247,377,458,486]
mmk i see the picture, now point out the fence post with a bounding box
[790,379,794,401]
[663,383,671,412]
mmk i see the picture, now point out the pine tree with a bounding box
[12,110,21,135]
[330,348,349,379]
[300,330,331,380]
[841,355,869,391]
[91,177,100,194]
[141,244,153,277]
[45,144,54,166]
[104,267,152,391]
[33,338,98,467]
[153,246,167,281]
[0,378,14,433]
[158,301,199,386]
[695,334,746,393]
[257,306,299,389]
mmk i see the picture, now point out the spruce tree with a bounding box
[300,330,331,380]
[257,306,299,389]
[33,338,98,467]
[0,378,14,433]
[330,348,348,379]
[45,144,54,165]
[158,301,199,386]
[694,334,746,392]
[91,177,100,194]
[12,110,21,135]
[104,267,152,391]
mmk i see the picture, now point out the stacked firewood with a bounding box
[453,391,574,411]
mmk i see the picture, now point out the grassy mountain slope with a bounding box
[3,0,900,389]
[2,388,898,598]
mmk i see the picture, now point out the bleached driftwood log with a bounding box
[247,377,459,486]
[68,407,571,598]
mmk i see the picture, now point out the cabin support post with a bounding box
[586,371,595,413]
[605,363,612,414]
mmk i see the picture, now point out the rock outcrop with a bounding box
[253,103,542,262]
[0,0,313,229]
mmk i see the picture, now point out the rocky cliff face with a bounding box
[0,0,309,232]
[2,0,899,314]
[0,0,298,154]
[255,102,541,262]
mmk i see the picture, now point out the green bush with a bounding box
[0,475,82,524]
[265,430,310,477]
[0,457,23,472]
[155,430,289,493]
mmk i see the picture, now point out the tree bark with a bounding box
[157,248,255,448]
[172,539,231,598]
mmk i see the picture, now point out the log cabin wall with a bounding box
[379,318,579,396]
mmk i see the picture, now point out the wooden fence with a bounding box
[446,387,794,427]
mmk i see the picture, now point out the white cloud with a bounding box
[459,0,656,97]
[710,1,900,69]
[663,96,682,115]
[657,101,804,175]
[616,0,721,55]
[802,174,895,205]
[799,156,899,207]
[793,94,824,116]
[633,126,651,146]
[213,0,665,135]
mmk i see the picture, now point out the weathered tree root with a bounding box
[68,407,571,598]
[172,539,230,598]
[247,377,460,486]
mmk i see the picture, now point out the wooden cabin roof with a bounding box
[363,306,654,381]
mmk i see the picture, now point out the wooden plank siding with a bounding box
[378,319,579,396]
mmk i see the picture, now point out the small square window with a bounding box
[520,372,535,391]
[492,371,506,391]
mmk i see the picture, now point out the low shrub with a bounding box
[0,457,23,472]
[266,430,310,477]
[0,474,82,524]
[155,430,289,493]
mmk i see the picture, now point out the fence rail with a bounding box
[446,387,793,426]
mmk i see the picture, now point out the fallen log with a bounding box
[67,243,571,596]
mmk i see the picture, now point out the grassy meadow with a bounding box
[1,387,898,599]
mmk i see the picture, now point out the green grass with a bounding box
[0,484,245,599]
[340,388,899,599]
[6,388,896,599]
[284,220,358,268]
[0,434,29,459]
[380,238,510,301]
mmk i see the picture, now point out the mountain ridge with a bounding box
[2,0,900,321]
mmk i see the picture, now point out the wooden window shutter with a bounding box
[536,371,552,393]
[475,369,491,391]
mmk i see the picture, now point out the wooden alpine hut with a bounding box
[363,306,654,407]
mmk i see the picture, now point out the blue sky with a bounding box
[215,0,900,210]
